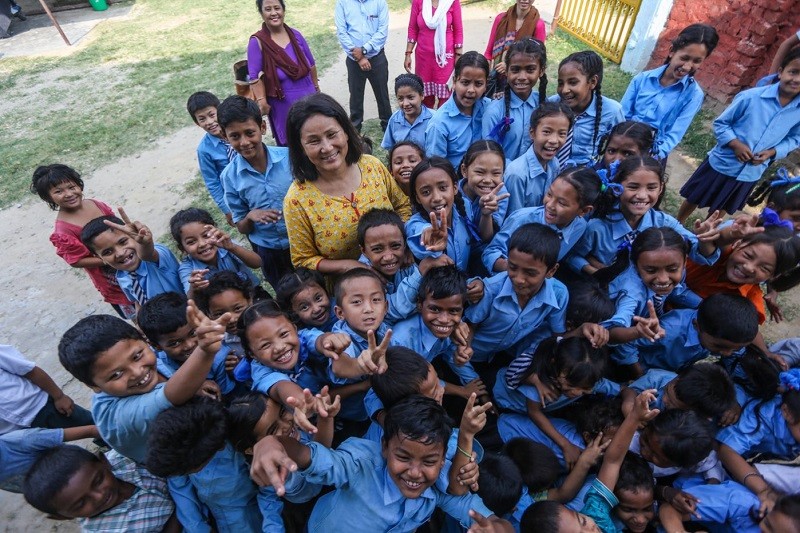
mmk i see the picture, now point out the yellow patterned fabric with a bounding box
[284,155,412,269]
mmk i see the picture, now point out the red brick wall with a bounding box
[646,0,800,102]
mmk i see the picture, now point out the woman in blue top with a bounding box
[620,24,719,161]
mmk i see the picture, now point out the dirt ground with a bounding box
[0,1,797,531]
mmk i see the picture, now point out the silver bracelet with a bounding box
[742,471,763,484]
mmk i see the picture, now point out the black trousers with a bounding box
[345,50,392,131]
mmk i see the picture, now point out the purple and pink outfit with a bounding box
[407,0,463,103]
[248,25,317,146]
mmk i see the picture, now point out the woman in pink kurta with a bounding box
[404,0,463,109]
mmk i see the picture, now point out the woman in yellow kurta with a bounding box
[284,93,411,274]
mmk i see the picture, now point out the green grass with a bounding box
[676,107,717,161]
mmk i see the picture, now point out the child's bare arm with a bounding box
[329,379,371,400]
[312,387,341,448]
[527,400,582,470]
[250,435,310,494]
[63,425,101,441]
[70,257,106,269]
[718,443,778,518]
[548,433,609,502]
[449,393,491,495]
[24,366,74,416]
[658,502,690,533]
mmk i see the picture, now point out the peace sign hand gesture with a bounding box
[421,210,448,252]
[356,329,393,375]
[104,207,153,247]
[479,183,511,216]
[632,300,665,343]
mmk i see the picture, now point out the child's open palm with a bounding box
[693,210,723,242]
[357,329,393,375]
[314,385,342,419]
[206,224,233,250]
[187,299,230,355]
[104,207,153,246]
[632,389,660,424]
[577,432,610,468]
[285,388,321,434]
[421,210,448,252]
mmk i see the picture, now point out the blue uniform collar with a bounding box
[443,94,485,118]
[509,90,537,109]
[392,105,432,126]
[524,147,547,175]
[231,143,286,175]
[497,275,560,310]
[609,210,654,240]
[381,465,437,505]
[650,64,696,89]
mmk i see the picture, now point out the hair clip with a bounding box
[761,207,794,232]
[597,161,623,197]
[487,117,514,142]
[771,167,800,193]
[617,239,632,252]
[779,368,800,391]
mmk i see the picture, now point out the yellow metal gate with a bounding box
[555,0,642,63]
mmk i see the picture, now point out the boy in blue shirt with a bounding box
[81,211,182,307]
[187,91,235,225]
[249,395,513,532]
[218,95,293,288]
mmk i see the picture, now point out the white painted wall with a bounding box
[620,0,674,73]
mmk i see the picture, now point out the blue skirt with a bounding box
[680,158,757,214]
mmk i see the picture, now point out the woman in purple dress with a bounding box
[248,0,319,146]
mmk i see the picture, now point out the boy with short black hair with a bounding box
[217,95,293,288]
[187,91,235,225]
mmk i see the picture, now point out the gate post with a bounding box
[620,0,674,73]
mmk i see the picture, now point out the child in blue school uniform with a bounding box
[276,267,337,332]
[218,95,293,289]
[483,166,600,274]
[550,51,625,167]
[593,120,656,170]
[482,38,547,161]
[188,91,236,225]
[81,212,183,307]
[658,478,763,533]
[425,51,491,170]
[382,74,433,150]
[387,140,425,196]
[678,48,800,221]
[504,102,574,213]
[565,156,720,277]
[620,24,719,161]
[169,207,261,296]
[747,169,800,237]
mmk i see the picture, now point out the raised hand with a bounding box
[633,301,664,343]
[460,392,492,437]
[479,183,511,216]
[693,210,723,242]
[206,224,233,250]
[356,329,393,375]
[466,279,484,304]
[285,388,320,434]
[577,432,610,469]
[579,322,609,348]
[104,207,153,246]
[187,299,230,355]
[632,389,660,424]
[316,332,352,360]
[728,213,764,240]
[188,269,210,291]
[315,385,342,419]
[249,436,297,494]
[420,210,448,252]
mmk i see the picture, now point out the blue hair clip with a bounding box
[761,207,794,232]
[779,368,800,391]
[617,239,632,252]
[597,161,624,197]
[771,167,800,193]
[487,117,514,142]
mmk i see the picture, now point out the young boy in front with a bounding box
[218,95,293,289]
[188,91,235,225]
[249,395,513,532]
[81,211,182,307]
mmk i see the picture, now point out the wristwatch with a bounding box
[361,47,367,57]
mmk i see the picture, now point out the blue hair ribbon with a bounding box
[487,117,514,143]
[761,207,794,232]
[617,239,632,252]
[597,160,624,197]
[779,368,800,391]
[771,167,800,194]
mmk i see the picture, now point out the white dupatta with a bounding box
[422,0,456,67]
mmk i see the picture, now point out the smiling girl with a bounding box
[381,74,433,151]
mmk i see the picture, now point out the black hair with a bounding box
[194,270,255,315]
[501,38,547,137]
[394,72,424,95]
[408,156,468,220]
[593,156,665,220]
[237,299,289,356]
[169,207,216,251]
[453,50,490,81]
[333,267,385,303]
[476,454,524,516]
[186,91,221,122]
[361,135,374,155]
[559,50,604,151]
[418,265,468,305]
[696,294,759,344]
[643,409,715,468]
[217,94,263,130]
[730,345,781,402]
[286,93,363,183]
[673,363,736,420]
[23,445,102,515]
[770,493,800,529]
[382,395,453,448]
[80,215,123,252]
[58,314,144,387]
[668,24,719,62]
[357,208,407,247]
[460,139,506,178]
[616,452,655,495]
[566,279,615,327]
[520,501,564,532]
[137,292,189,346]
[371,346,431,408]
[575,395,625,440]
[529,101,575,133]
[521,336,607,393]
[747,172,800,213]
[256,0,285,11]
[275,267,328,322]
[503,438,561,492]
[552,166,603,208]
[30,164,84,210]
[387,140,425,173]
[507,222,560,270]
[145,397,229,477]
[733,226,800,290]
[596,120,656,162]
[227,392,269,453]
[594,226,689,287]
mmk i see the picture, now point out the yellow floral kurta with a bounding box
[284,155,412,269]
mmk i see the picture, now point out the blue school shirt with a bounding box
[250,328,328,395]
[497,413,585,469]
[178,247,259,293]
[357,254,421,324]
[628,368,676,411]
[503,146,561,213]
[624,308,707,369]
[197,132,233,215]
[620,65,705,159]
[565,209,720,274]
[334,0,389,59]
[717,395,800,459]
[482,206,587,273]
[458,179,509,239]
[406,209,478,272]
[708,83,800,182]
[0,427,63,482]
[381,106,433,149]
[156,346,234,395]
[481,91,540,161]
[425,94,488,170]
[390,314,479,385]
[676,479,760,533]
[221,145,292,250]
[465,273,568,362]
[117,244,183,303]
[547,94,625,165]
[300,438,493,532]
[92,383,173,464]
[492,367,620,414]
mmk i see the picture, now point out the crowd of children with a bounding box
[3,10,800,533]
